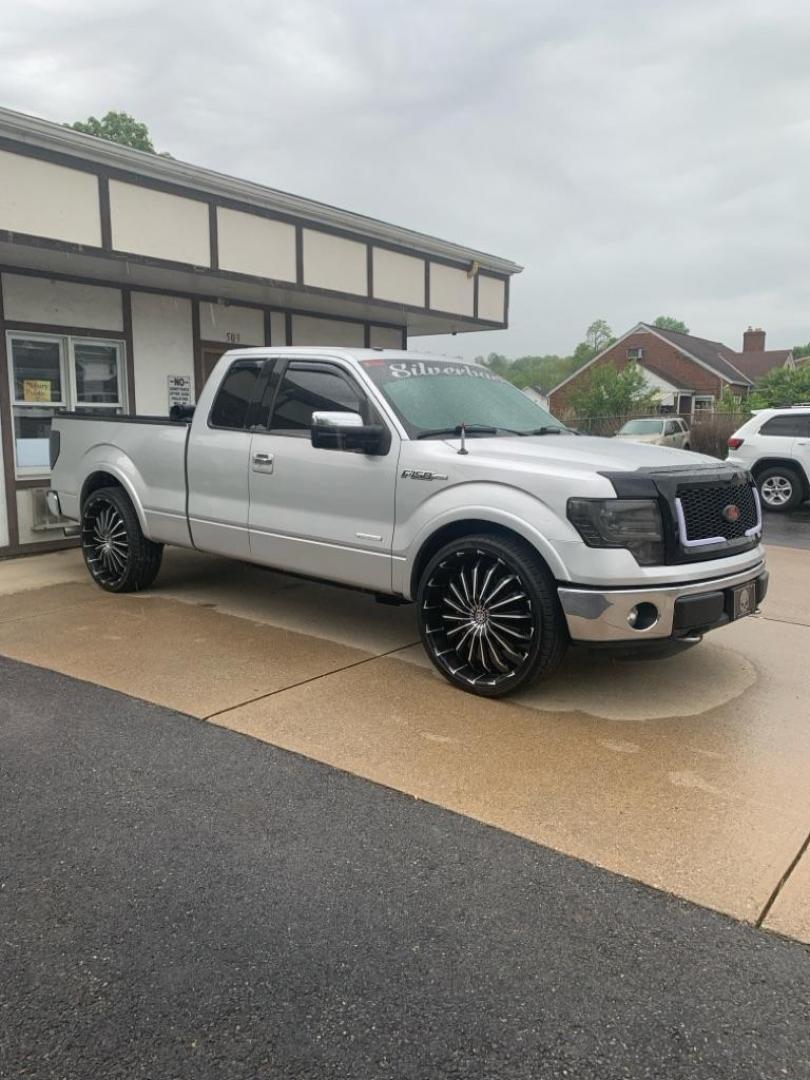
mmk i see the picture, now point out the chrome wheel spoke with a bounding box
[83,499,131,586]
[422,551,537,689]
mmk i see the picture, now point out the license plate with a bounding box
[732,581,757,620]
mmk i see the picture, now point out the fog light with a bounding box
[627,602,659,631]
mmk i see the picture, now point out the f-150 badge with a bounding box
[401,469,448,481]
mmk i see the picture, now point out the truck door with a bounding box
[247,359,400,591]
[186,357,266,558]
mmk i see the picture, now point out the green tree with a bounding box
[585,319,614,353]
[478,352,512,377]
[653,315,690,334]
[792,341,810,359]
[748,365,810,408]
[567,361,659,419]
[65,111,165,155]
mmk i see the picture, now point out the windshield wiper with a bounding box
[517,426,566,436]
[415,424,498,440]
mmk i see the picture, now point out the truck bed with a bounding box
[51,412,192,546]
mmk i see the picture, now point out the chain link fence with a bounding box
[560,410,749,458]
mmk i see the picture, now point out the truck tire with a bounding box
[757,465,803,512]
[81,486,163,592]
[416,533,568,698]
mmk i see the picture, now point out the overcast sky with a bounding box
[2,0,809,359]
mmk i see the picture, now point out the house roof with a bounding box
[547,321,755,397]
[0,106,522,276]
[644,325,752,386]
[726,349,793,381]
[640,361,694,392]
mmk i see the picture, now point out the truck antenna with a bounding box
[458,423,469,455]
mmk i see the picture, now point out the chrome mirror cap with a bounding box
[312,410,364,429]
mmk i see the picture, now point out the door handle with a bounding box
[251,452,274,473]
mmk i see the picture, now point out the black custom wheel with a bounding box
[757,466,803,512]
[81,486,163,592]
[417,534,567,697]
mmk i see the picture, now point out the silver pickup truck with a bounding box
[48,348,768,697]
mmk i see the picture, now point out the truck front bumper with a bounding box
[558,561,768,643]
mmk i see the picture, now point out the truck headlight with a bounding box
[567,498,665,566]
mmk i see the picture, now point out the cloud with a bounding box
[2,0,810,357]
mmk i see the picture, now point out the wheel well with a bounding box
[80,471,123,509]
[751,458,809,496]
[410,519,543,597]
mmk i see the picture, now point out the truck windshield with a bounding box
[360,358,567,438]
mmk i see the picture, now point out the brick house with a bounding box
[548,323,794,418]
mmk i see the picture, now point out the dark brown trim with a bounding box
[191,299,202,398]
[0,136,515,279]
[401,326,407,350]
[363,324,371,348]
[208,202,219,270]
[98,175,112,250]
[264,310,272,346]
[0,264,269,313]
[1,263,409,337]
[3,320,126,339]
[366,245,374,300]
[473,271,479,320]
[0,234,507,328]
[284,312,293,346]
[295,226,304,287]
[503,275,510,324]
[122,287,136,413]
[0,275,21,548]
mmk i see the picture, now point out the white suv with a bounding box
[727,407,810,511]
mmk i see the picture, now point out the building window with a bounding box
[7,332,127,478]
[694,395,715,412]
[627,347,644,360]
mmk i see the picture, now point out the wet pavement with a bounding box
[0,541,808,943]
[762,501,810,548]
[3,657,810,1080]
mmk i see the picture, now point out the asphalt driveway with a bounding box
[2,657,809,1080]
[0,542,808,942]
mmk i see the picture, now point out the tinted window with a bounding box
[759,414,810,437]
[665,421,679,435]
[270,365,365,433]
[209,361,262,429]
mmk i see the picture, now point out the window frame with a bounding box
[264,360,377,439]
[68,337,127,411]
[206,357,269,433]
[627,347,644,360]
[758,413,810,438]
[694,395,715,412]
[6,330,128,479]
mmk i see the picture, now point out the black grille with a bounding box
[677,482,758,543]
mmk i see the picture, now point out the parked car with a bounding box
[616,417,691,449]
[727,406,810,512]
[48,349,767,698]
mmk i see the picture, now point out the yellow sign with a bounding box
[23,379,51,403]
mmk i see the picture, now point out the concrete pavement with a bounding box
[3,657,810,1080]
[0,541,808,941]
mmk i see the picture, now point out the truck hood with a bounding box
[440,434,715,473]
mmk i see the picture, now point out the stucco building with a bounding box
[0,107,520,556]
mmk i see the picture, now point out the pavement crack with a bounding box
[755,827,810,928]
[201,641,421,721]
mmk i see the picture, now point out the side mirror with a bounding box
[310,411,389,454]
